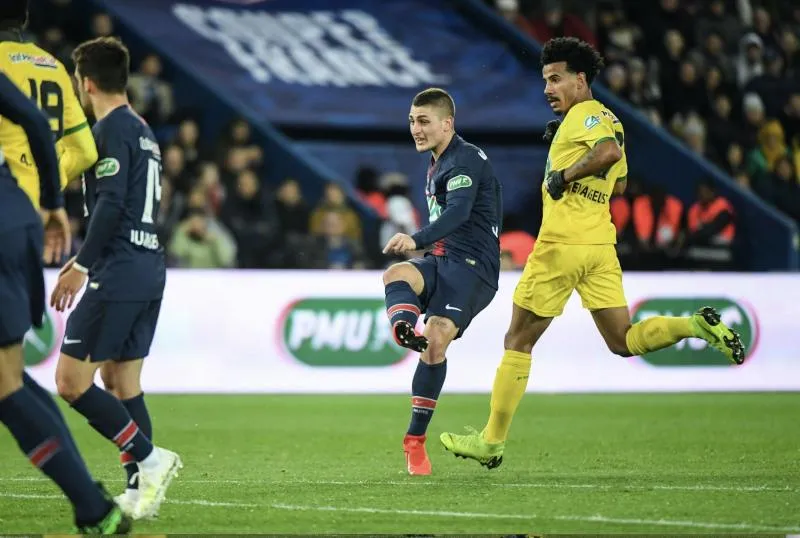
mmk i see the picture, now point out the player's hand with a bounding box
[543,119,561,144]
[39,208,72,265]
[50,266,86,312]
[59,256,77,277]
[545,169,567,200]
[383,233,417,255]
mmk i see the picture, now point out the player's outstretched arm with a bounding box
[411,171,477,249]
[562,139,622,183]
[0,73,63,210]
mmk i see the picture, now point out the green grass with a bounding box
[1,393,799,533]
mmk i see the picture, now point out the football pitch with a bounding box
[0,393,798,534]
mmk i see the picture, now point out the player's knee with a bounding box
[55,364,92,402]
[382,263,422,292]
[0,345,24,398]
[606,336,633,358]
[421,318,455,364]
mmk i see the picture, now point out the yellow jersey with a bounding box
[538,99,627,245]
[0,40,94,207]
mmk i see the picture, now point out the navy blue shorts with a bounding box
[61,290,162,362]
[0,224,45,347]
[410,254,497,338]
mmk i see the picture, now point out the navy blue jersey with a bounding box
[76,105,165,301]
[411,135,503,288]
[0,71,62,233]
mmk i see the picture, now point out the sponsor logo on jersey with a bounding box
[8,52,57,69]
[630,298,757,366]
[446,175,472,192]
[23,309,59,367]
[95,157,120,178]
[584,115,601,130]
[279,298,411,366]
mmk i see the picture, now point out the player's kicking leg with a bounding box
[591,305,745,364]
[402,316,458,475]
[383,262,428,353]
[440,304,550,468]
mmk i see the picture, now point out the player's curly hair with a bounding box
[540,37,605,85]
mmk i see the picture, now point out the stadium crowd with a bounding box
[24,0,799,272]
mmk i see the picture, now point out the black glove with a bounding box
[543,119,561,144]
[545,169,566,200]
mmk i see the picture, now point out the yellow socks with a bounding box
[625,316,695,356]
[484,349,532,444]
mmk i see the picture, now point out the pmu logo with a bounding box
[279,298,411,367]
[630,298,758,366]
[23,309,60,367]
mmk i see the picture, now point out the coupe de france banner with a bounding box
[98,0,551,130]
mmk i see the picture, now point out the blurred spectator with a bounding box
[355,166,387,218]
[781,93,800,147]
[596,3,643,65]
[220,169,283,268]
[604,63,628,99]
[695,0,741,54]
[742,92,767,148]
[128,53,175,126]
[771,155,800,224]
[750,6,778,53]
[89,12,114,39]
[379,172,419,255]
[320,211,366,270]
[663,60,707,122]
[162,144,193,195]
[746,50,789,117]
[724,142,746,177]
[156,179,184,247]
[493,0,536,36]
[747,119,789,192]
[500,250,516,271]
[529,0,597,49]
[737,33,765,88]
[631,185,683,269]
[275,178,311,237]
[37,26,73,68]
[702,34,736,88]
[685,182,735,270]
[626,57,658,111]
[682,114,717,163]
[310,182,362,243]
[174,117,201,171]
[643,0,694,57]
[658,30,686,110]
[220,147,250,187]
[168,208,237,269]
[28,0,82,43]
[779,28,800,80]
[197,161,224,214]
[707,94,745,159]
[499,214,535,269]
[217,118,263,172]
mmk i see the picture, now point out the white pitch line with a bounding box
[0,476,794,493]
[1,492,798,533]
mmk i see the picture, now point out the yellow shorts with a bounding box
[513,241,627,317]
